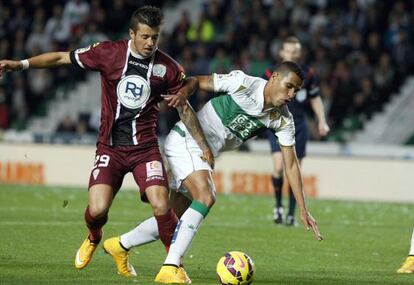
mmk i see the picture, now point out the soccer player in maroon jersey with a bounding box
[0,6,213,277]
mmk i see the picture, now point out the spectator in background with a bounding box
[186,11,215,44]
[45,4,71,49]
[89,0,106,27]
[56,114,76,133]
[0,39,10,59]
[8,7,30,32]
[63,0,90,33]
[27,68,52,112]
[329,60,358,126]
[352,77,375,118]
[209,47,231,73]
[192,44,209,75]
[366,32,382,64]
[0,87,9,129]
[10,76,28,129]
[106,0,128,35]
[373,52,395,99]
[79,22,108,47]
[25,23,50,55]
[12,29,27,59]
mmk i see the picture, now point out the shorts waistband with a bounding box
[172,125,186,137]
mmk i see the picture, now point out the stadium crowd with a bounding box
[0,0,413,141]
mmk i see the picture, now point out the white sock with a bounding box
[409,227,414,256]
[120,217,159,249]
[164,206,206,266]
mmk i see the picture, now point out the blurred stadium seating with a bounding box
[0,0,413,145]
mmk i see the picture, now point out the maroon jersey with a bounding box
[69,40,185,147]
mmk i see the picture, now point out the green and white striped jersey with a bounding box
[176,70,295,157]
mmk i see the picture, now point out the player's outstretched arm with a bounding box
[310,96,330,136]
[0,52,71,78]
[163,76,199,108]
[280,145,323,241]
[197,75,214,92]
[176,103,214,168]
[162,75,214,107]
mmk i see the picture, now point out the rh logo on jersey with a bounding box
[117,75,151,109]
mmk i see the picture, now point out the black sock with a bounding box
[288,188,296,216]
[272,176,283,208]
[119,240,129,251]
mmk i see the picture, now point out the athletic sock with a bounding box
[164,200,210,266]
[272,176,283,208]
[288,187,296,216]
[120,217,159,249]
[409,228,414,256]
[84,206,106,244]
[155,208,178,252]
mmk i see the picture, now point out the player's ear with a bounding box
[129,28,135,38]
[271,72,279,83]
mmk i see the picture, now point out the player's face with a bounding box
[267,72,302,107]
[129,23,160,58]
[279,42,301,62]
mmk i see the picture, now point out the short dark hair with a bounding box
[283,36,300,45]
[129,5,163,31]
[277,61,305,81]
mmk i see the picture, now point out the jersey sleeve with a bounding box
[70,41,114,71]
[213,70,246,93]
[165,63,186,94]
[306,67,320,98]
[274,111,296,147]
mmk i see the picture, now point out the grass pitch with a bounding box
[0,184,413,284]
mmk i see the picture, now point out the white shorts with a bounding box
[164,122,212,191]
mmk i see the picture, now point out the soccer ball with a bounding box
[216,251,255,285]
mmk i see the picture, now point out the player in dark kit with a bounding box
[265,36,329,226]
[0,6,212,278]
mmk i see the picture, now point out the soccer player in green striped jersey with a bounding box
[105,61,323,283]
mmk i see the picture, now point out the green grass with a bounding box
[0,184,413,285]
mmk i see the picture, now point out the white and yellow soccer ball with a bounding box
[216,251,255,285]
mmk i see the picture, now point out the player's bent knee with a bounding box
[196,190,216,208]
[88,204,109,218]
[152,204,169,216]
[150,200,169,215]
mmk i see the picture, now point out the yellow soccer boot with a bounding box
[103,236,137,277]
[155,265,190,284]
[397,256,414,273]
[74,237,98,269]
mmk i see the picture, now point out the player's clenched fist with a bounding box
[0,60,24,78]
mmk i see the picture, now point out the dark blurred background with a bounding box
[1,0,413,145]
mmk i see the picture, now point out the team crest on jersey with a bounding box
[75,42,100,54]
[179,72,186,81]
[269,109,280,120]
[117,75,151,109]
[92,169,100,180]
[152,64,166,77]
[75,46,91,54]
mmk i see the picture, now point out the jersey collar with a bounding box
[258,79,273,114]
